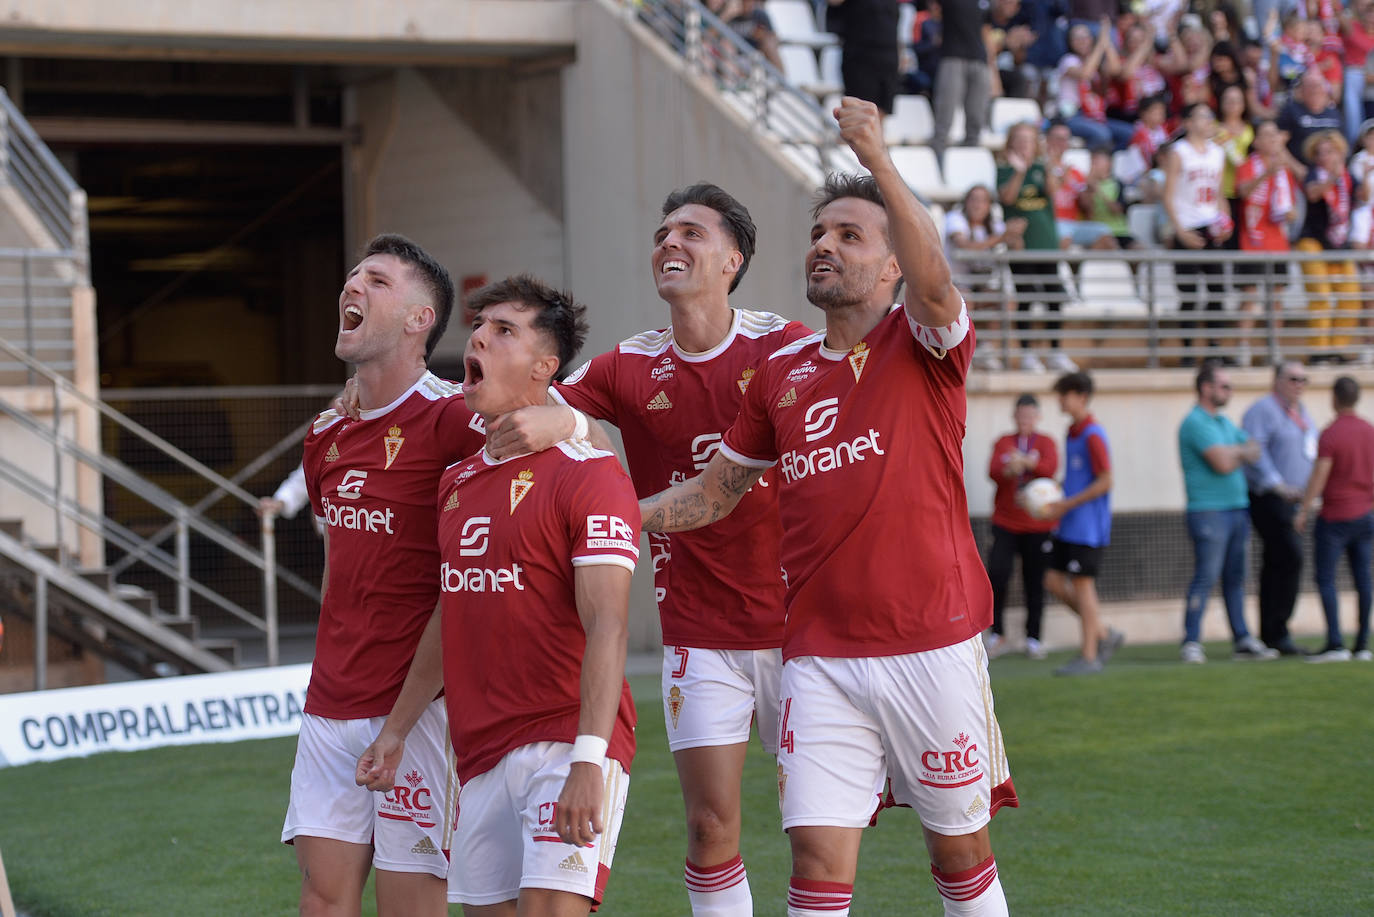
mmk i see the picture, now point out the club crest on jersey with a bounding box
[383,425,405,469]
[737,366,755,395]
[667,685,684,728]
[510,470,534,514]
[777,387,798,408]
[443,489,461,512]
[848,342,869,382]
[325,442,340,463]
[647,391,673,411]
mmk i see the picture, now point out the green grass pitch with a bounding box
[1,642,1371,915]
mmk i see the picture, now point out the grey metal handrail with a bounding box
[0,88,89,278]
[0,334,282,666]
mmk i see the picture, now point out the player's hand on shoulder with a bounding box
[354,731,405,792]
[834,96,887,172]
[556,763,605,848]
[333,375,362,420]
[487,405,574,459]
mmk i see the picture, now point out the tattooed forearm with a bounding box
[719,462,763,498]
[640,455,764,532]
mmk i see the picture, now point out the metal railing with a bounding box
[0,87,89,275]
[0,247,86,382]
[0,335,296,666]
[950,247,1374,370]
[625,0,844,170]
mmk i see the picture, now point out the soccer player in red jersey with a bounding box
[281,235,486,917]
[639,98,1018,917]
[487,183,810,916]
[356,275,640,917]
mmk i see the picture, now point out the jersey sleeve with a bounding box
[566,457,641,573]
[1087,430,1111,476]
[1318,426,1336,460]
[1034,435,1059,478]
[988,435,1012,483]
[907,297,973,378]
[720,357,780,468]
[302,413,335,521]
[552,349,621,424]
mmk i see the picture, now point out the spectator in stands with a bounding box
[1176,361,1277,663]
[986,0,1037,101]
[946,184,1023,371]
[826,0,900,114]
[1305,16,1346,98]
[1163,102,1231,363]
[1215,84,1255,246]
[1048,121,1119,249]
[1057,21,1133,150]
[1083,146,1135,247]
[1204,2,1243,46]
[1161,14,1214,118]
[1241,361,1317,656]
[1234,119,1300,366]
[1241,36,1276,117]
[930,0,990,156]
[1349,117,1374,191]
[1269,11,1312,95]
[1209,41,1272,121]
[1298,130,1362,356]
[717,0,785,70]
[1041,370,1123,676]
[1116,94,1169,188]
[1340,0,1374,142]
[1295,375,1374,662]
[1278,70,1343,179]
[1108,21,1167,126]
[904,1,941,96]
[983,393,1058,660]
[1023,0,1071,100]
[998,121,1077,373]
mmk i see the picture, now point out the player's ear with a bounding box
[409,303,436,336]
[531,350,560,385]
[880,251,902,284]
[724,249,743,277]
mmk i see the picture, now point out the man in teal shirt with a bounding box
[1177,361,1278,663]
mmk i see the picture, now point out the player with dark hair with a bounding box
[356,275,641,916]
[1042,371,1123,676]
[638,97,1017,917]
[281,234,486,917]
[486,181,810,916]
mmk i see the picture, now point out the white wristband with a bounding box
[570,409,590,441]
[569,734,608,767]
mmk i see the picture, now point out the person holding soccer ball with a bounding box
[640,96,1018,917]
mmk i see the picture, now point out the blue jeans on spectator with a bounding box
[1184,508,1252,644]
[1344,67,1367,144]
[1066,115,1134,151]
[1312,512,1374,650]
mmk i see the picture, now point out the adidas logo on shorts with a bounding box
[558,851,589,873]
[410,837,440,856]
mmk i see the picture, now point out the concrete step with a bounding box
[151,613,198,640]
[112,583,158,616]
[76,568,114,591]
[199,639,240,667]
[35,544,62,563]
[0,518,23,540]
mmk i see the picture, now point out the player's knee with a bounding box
[685,803,738,849]
[924,828,992,875]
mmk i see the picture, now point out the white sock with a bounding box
[932,856,1009,916]
[787,877,852,916]
[685,855,752,916]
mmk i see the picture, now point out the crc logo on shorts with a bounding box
[586,514,635,553]
[380,772,436,828]
[336,469,367,500]
[803,398,840,442]
[690,432,723,470]
[918,732,983,789]
[459,517,491,556]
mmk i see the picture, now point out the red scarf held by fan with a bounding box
[1317,167,1352,248]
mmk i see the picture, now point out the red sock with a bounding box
[787,876,853,915]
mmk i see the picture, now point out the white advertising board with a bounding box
[0,664,311,768]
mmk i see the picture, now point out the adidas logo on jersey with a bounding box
[410,837,440,856]
[647,391,673,411]
[558,851,589,873]
[777,388,798,408]
[325,443,340,462]
[443,490,461,512]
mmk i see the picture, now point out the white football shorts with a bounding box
[281,698,457,878]
[448,740,630,908]
[661,645,783,754]
[776,636,1017,835]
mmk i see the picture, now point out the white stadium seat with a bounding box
[1074,259,1147,315]
[778,44,842,98]
[989,97,1043,136]
[1061,148,1092,176]
[819,44,842,89]
[890,146,959,204]
[884,94,935,145]
[765,0,838,48]
[941,146,997,197]
[1126,203,1161,248]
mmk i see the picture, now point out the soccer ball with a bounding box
[1019,477,1063,520]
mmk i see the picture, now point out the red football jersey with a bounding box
[437,439,641,783]
[303,372,486,719]
[553,309,811,650]
[721,304,993,661]
[988,431,1059,534]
